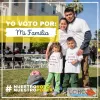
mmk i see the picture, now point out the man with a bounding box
[64,7,92,87]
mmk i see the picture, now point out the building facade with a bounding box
[0,0,66,51]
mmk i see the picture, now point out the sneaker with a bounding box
[52,91,59,96]
[43,92,48,96]
[62,90,67,94]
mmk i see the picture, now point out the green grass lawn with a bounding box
[0,67,100,100]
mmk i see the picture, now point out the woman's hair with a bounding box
[59,17,68,31]
[59,17,68,24]
[48,42,63,59]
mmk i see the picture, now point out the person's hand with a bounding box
[77,49,83,56]
[71,60,78,65]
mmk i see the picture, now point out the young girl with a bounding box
[43,43,63,96]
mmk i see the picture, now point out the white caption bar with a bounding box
[6,28,56,37]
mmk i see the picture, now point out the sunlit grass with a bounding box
[0,67,100,100]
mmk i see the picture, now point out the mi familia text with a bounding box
[16,29,49,36]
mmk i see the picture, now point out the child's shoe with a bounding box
[52,91,59,96]
[62,90,67,94]
[43,92,48,96]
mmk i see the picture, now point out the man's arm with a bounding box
[77,19,92,56]
[80,30,92,50]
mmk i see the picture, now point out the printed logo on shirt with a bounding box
[67,53,77,63]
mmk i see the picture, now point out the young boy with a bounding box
[62,37,83,93]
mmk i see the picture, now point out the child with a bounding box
[43,43,63,96]
[62,37,83,94]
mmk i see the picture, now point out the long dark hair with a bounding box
[59,18,68,24]
[48,42,63,59]
[59,17,68,31]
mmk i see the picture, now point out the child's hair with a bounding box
[66,37,75,42]
[66,37,77,48]
[48,42,63,59]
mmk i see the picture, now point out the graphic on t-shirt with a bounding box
[49,55,58,66]
[67,53,77,63]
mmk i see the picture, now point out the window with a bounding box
[29,0,33,9]
[14,13,18,15]
[41,3,45,12]
[53,6,56,14]
[29,13,33,16]
[14,0,18,6]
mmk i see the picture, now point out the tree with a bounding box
[94,29,100,49]
[32,43,48,50]
[94,29,100,40]
[66,0,83,16]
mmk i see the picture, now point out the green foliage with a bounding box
[32,43,48,49]
[94,29,100,40]
[66,0,83,16]
[96,29,100,40]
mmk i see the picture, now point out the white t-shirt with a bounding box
[48,29,73,55]
[48,52,63,73]
[65,47,83,73]
[67,18,90,54]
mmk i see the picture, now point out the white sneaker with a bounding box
[52,91,59,96]
[43,92,48,96]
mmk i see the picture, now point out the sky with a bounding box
[66,0,100,38]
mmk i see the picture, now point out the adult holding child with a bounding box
[64,7,92,87]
